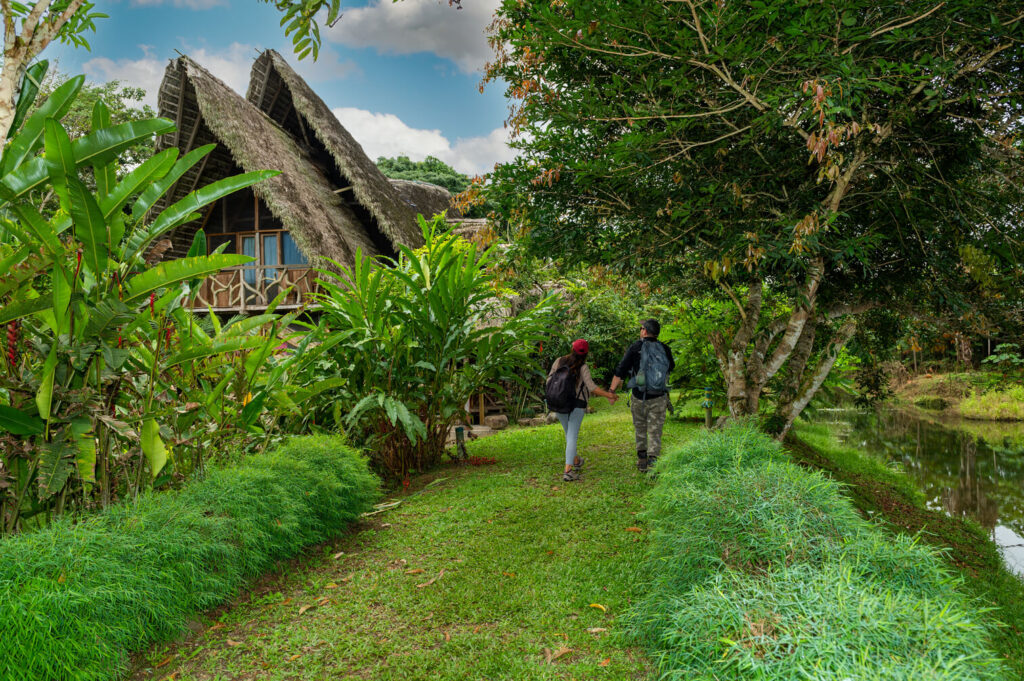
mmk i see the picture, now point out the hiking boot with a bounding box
[573,456,585,473]
[646,456,659,474]
[637,456,649,473]
[563,469,581,482]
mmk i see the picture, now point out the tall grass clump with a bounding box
[959,384,1024,421]
[631,422,1005,680]
[0,436,378,681]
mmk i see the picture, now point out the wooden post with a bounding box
[478,393,485,425]
[702,386,714,429]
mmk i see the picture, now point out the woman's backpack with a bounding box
[545,364,579,413]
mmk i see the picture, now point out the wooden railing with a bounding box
[191,265,319,312]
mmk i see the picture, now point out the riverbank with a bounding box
[894,372,1024,422]
[789,423,1024,676]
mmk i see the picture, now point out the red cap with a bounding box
[572,339,589,355]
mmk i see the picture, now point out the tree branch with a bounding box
[841,3,946,55]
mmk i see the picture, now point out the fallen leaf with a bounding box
[208,623,225,631]
[589,603,607,612]
[473,626,481,634]
[416,568,445,588]
[586,627,608,634]
[226,639,243,647]
[444,631,451,641]
[325,583,339,589]
[298,605,314,616]
[625,526,643,533]
[550,632,568,640]
[544,646,572,664]
[333,551,345,560]
[599,658,611,667]
[57,572,66,584]
[288,654,300,661]
[550,485,560,491]
[280,598,292,606]
[155,655,175,668]
[546,550,555,555]
[502,571,515,577]
[381,523,392,528]
[340,573,354,582]
[405,568,425,575]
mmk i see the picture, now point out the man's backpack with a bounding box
[545,364,580,413]
[630,341,670,396]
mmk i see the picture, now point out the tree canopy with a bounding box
[377,155,492,219]
[485,0,1024,434]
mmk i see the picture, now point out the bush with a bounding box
[630,422,1005,680]
[0,436,379,681]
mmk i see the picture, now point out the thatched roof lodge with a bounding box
[155,50,455,312]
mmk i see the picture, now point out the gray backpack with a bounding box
[629,341,670,395]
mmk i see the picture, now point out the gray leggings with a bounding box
[556,408,586,466]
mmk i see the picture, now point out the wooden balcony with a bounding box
[192,264,320,312]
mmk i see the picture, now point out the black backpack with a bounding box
[545,364,579,414]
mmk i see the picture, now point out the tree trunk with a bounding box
[775,319,857,440]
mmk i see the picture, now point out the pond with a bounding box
[809,407,1024,577]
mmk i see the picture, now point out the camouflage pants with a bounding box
[631,394,669,457]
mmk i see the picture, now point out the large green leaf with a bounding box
[35,344,58,424]
[52,263,71,336]
[67,176,109,277]
[141,170,279,249]
[0,405,44,435]
[10,202,61,256]
[43,119,75,197]
[101,148,177,221]
[163,336,270,368]
[91,100,115,199]
[0,295,54,326]
[141,418,168,478]
[71,418,96,491]
[38,439,75,498]
[71,118,175,169]
[131,144,210,220]
[9,60,49,137]
[122,254,253,304]
[0,157,47,205]
[0,75,82,176]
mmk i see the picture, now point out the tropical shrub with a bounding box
[0,65,277,533]
[0,435,378,681]
[312,214,556,479]
[630,423,1004,680]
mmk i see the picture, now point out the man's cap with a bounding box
[642,319,661,337]
[572,339,590,355]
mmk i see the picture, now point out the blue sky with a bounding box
[49,0,514,175]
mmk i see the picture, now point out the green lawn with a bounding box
[132,401,697,680]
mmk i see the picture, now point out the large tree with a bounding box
[485,0,1024,436]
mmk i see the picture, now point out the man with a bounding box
[610,319,675,472]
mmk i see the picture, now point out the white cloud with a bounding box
[131,0,227,9]
[333,106,517,175]
[290,47,363,83]
[327,0,499,73]
[83,43,256,108]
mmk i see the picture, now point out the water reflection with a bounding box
[810,407,1024,577]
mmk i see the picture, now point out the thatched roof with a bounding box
[389,179,454,221]
[248,50,427,250]
[155,56,384,265]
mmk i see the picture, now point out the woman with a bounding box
[547,339,618,482]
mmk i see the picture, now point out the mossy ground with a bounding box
[132,401,697,680]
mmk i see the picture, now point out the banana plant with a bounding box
[0,64,278,532]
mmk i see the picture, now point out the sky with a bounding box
[48,0,515,176]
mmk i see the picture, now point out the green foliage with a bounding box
[310,214,557,478]
[485,0,1024,430]
[377,155,494,219]
[959,385,1024,421]
[0,69,285,533]
[629,422,1004,680]
[982,343,1024,375]
[0,435,378,681]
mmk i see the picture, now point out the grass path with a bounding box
[133,401,697,681]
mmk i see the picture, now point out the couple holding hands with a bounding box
[546,319,675,482]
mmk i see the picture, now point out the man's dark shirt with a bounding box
[614,338,675,399]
